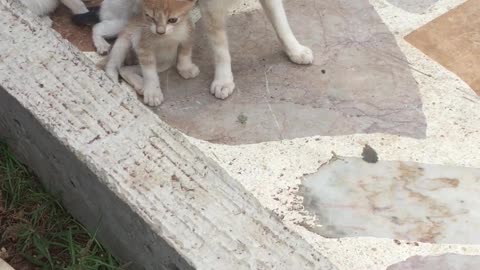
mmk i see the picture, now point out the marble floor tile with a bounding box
[301,157,480,244]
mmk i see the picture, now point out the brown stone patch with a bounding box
[405,0,480,95]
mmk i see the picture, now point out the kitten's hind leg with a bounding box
[176,20,200,79]
[259,0,313,65]
[119,65,144,95]
[93,19,127,55]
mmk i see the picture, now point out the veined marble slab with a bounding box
[387,254,480,270]
[301,157,480,244]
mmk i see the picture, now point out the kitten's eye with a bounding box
[167,18,178,24]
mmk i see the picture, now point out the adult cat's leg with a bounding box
[93,19,126,55]
[60,0,88,14]
[259,0,313,64]
[176,19,200,79]
[198,0,235,99]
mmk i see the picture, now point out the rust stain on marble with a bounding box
[300,158,480,244]
[387,254,480,270]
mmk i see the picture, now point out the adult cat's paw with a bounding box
[39,16,53,27]
[95,39,111,55]
[211,79,235,100]
[177,64,200,79]
[143,85,164,107]
[286,45,314,65]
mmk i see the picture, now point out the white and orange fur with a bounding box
[199,0,313,99]
[104,0,199,106]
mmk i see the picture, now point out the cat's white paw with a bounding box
[210,79,235,100]
[106,67,118,82]
[131,79,144,95]
[177,64,200,79]
[286,45,314,65]
[39,16,53,27]
[143,85,164,106]
[95,39,111,56]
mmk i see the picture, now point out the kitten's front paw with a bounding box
[286,45,314,65]
[95,39,111,55]
[211,79,235,100]
[177,64,200,79]
[143,85,164,106]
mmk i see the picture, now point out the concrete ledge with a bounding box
[0,0,336,269]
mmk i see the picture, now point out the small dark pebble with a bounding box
[362,144,378,163]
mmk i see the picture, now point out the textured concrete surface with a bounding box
[0,0,337,269]
[0,259,14,270]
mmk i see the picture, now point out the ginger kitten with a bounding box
[105,0,199,107]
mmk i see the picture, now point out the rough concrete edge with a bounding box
[0,0,337,269]
[0,259,14,270]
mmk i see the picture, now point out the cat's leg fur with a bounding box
[60,0,88,14]
[176,20,200,79]
[93,19,127,55]
[119,65,144,94]
[198,0,235,99]
[137,47,164,106]
[259,0,313,64]
[105,32,131,82]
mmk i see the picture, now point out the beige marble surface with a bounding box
[301,157,480,244]
[387,254,480,270]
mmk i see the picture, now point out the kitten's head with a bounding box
[144,0,196,35]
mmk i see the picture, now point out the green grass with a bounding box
[0,142,122,269]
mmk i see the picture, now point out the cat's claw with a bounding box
[143,86,164,106]
[177,64,200,79]
[286,45,314,65]
[210,79,235,100]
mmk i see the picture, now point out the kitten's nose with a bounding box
[156,26,166,35]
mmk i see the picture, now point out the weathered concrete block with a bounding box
[0,0,336,269]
